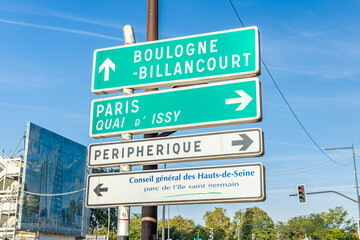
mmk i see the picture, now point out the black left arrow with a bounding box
[232,134,253,151]
[94,183,108,197]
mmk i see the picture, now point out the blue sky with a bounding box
[1,0,360,226]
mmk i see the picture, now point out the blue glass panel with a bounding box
[18,122,89,236]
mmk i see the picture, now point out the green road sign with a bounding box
[92,27,260,94]
[90,78,261,138]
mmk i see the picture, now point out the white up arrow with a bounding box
[99,58,115,81]
[225,90,253,111]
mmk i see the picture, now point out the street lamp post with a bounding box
[237,208,248,240]
[325,144,360,238]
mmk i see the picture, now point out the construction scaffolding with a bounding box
[0,154,35,240]
[0,155,21,239]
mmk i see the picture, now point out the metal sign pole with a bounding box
[117,25,136,240]
[141,0,158,239]
[162,164,166,240]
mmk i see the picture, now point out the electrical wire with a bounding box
[227,0,245,28]
[22,188,85,196]
[261,61,345,166]
[268,156,352,176]
[227,0,345,166]
[12,148,23,156]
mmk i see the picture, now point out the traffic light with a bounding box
[208,228,213,240]
[297,184,307,204]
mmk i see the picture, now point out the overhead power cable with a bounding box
[22,188,85,196]
[227,0,245,29]
[268,156,351,176]
[227,0,344,165]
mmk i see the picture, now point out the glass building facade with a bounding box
[18,122,89,236]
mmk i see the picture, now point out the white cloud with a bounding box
[267,140,318,150]
[0,18,123,41]
[0,4,147,35]
[268,66,347,79]
[290,92,360,109]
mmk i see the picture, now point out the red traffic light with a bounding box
[297,184,307,204]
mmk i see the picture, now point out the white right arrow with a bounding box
[99,58,115,81]
[225,90,253,111]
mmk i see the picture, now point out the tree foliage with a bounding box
[157,215,207,240]
[130,213,141,240]
[322,206,352,230]
[240,207,276,240]
[89,208,118,239]
[276,207,357,240]
[203,207,233,240]
[88,205,358,240]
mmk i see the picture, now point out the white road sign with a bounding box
[88,128,264,168]
[86,163,265,208]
